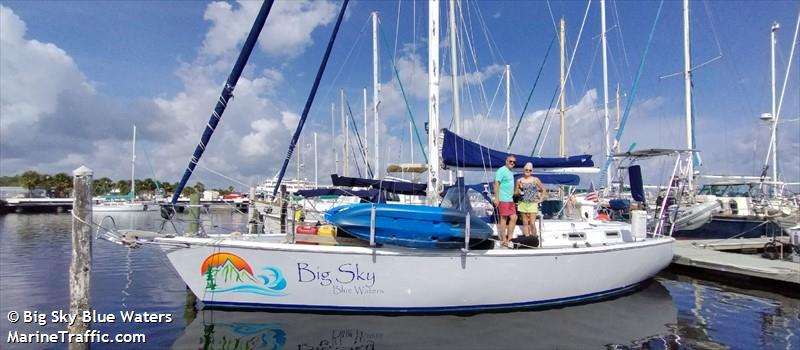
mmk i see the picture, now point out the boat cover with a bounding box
[330,174,427,196]
[440,173,579,197]
[441,128,594,169]
[294,188,385,203]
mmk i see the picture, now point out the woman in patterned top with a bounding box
[515,162,547,238]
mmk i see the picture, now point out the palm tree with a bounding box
[116,180,131,198]
[193,182,205,194]
[19,170,41,197]
[51,173,72,198]
[140,178,157,198]
[161,182,175,197]
[93,177,113,196]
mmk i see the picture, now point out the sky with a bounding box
[1,0,798,191]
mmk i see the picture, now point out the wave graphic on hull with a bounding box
[210,284,288,297]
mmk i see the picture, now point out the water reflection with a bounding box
[173,281,679,349]
[661,274,800,350]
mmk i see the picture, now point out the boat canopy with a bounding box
[441,173,579,196]
[294,188,385,203]
[330,174,427,196]
[612,148,694,159]
[441,128,593,169]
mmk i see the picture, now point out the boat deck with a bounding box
[672,238,799,285]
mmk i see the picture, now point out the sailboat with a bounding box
[670,2,799,238]
[597,0,720,234]
[102,0,676,313]
[95,125,155,212]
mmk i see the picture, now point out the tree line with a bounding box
[1,171,237,198]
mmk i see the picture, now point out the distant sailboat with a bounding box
[95,125,154,212]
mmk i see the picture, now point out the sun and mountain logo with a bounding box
[200,252,287,296]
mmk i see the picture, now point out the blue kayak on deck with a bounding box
[324,203,493,249]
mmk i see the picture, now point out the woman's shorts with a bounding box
[498,201,517,216]
[518,201,538,213]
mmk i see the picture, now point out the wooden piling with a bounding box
[69,166,92,350]
[189,192,200,234]
[248,187,257,234]
[279,184,287,234]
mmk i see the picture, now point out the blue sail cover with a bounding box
[441,128,593,169]
[440,173,579,196]
[294,188,384,203]
[330,174,427,196]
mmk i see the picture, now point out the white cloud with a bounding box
[202,0,337,58]
[240,118,279,157]
[0,5,92,130]
[280,110,300,130]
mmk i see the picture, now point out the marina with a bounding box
[1,0,799,348]
[672,238,800,288]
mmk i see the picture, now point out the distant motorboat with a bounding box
[673,180,797,239]
[94,200,155,212]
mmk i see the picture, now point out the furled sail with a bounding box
[440,129,593,170]
[330,174,426,196]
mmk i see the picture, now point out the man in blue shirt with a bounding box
[494,155,517,247]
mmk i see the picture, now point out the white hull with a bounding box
[671,200,720,231]
[93,202,154,212]
[160,235,673,312]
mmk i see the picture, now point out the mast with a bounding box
[131,124,136,202]
[449,0,463,181]
[341,89,348,176]
[372,11,381,180]
[363,87,369,176]
[683,0,694,189]
[770,21,780,189]
[296,133,301,179]
[410,121,414,164]
[559,17,566,157]
[427,0,441,204]
[601,0,611,188]
[615,83,621,153]
[505,64,511,148]
[332,103,338,175]
[314,132,318,187]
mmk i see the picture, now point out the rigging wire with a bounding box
[377,25,429,163]
[611,0,634,86]
[318,16,371,115]
[507,34,557,151]
[345,97,374,178]
[393,0,403,67]
[459,0,500,144]
[532,85,561,156]
[599,0,666,186]
[272,0,350,197]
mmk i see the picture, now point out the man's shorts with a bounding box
[498,201,517,217]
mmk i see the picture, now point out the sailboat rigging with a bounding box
[101,0,678,313]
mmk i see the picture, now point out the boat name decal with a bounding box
[297,263,383,295]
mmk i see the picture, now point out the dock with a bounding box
[0,197,74,213]
[672,238,800,286]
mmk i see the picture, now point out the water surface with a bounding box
[0,212,797,349]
